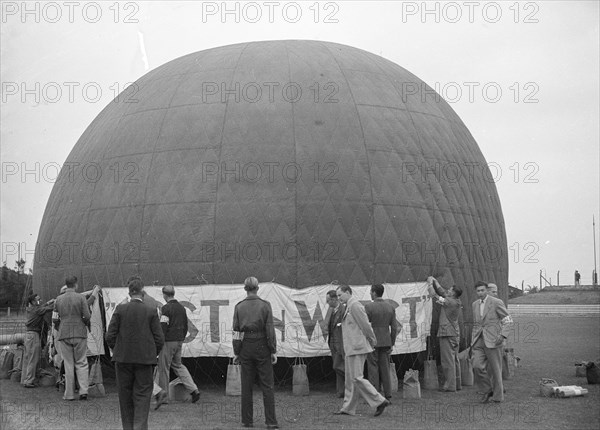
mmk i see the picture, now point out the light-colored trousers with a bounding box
[21,331,41,385]
[472,336,504,401]
[340,353,386,415]
[57,338,89,399]
[440,336,461,391]
[155,341,198,394]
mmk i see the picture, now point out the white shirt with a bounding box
[479,296,488,318]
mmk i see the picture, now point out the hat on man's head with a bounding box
[162,285,175,296]
[27,293,38,304]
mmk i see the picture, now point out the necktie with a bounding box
[480,299,484,317]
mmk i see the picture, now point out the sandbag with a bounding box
[403,369,421,399]
[575,361,588,377]
[0,348,14,379]
[389,360,399,392]
[292,358,309,396]
[88,357,105,397]
[586,361,600,384]
[459,349,474,386]
[502,348,515,380]
[225,361,242,396]
[539,378,558,397]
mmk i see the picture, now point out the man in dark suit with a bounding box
[364,284,399,401]
[106,276,164,430]
[471,281,512,403]
[323,289,345,398]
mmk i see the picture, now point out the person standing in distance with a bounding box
[335,285,390,417]
[154,285,200,409]
[323,289,346,398]
[364,284,399,401]
[471,281,512,403]
[232,277,278,429]
[106,276,164,430]
[52,276,90,400]
[428,276,463,392]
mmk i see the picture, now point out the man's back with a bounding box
[160,299,188,342]
[364,299,397,347]
[54,291,90,340]
[107,299,164,364]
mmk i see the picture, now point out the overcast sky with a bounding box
[1,1,599,288]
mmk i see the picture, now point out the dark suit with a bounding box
[324,304,345,396]
[364,298,399,398]
[106,298,164,430]
[470,295,511,402]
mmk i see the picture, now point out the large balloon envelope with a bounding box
[33,40,508,310]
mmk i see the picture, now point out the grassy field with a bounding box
[1,315,599,430]
[509,290,600,304]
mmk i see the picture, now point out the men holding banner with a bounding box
[364,284,399,401]
[324,289,345,398]
[471,281,512,403]
[334,285,390,417]
[427,276,463,392]
[232,277,279,429]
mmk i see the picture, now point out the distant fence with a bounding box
[508,304,600,315]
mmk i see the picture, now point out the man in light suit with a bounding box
[52,276,90,400]
[364,284,399,400]
[471,281,512,403]
[106,276,164,430]
[323,290,345,398]
[334,285,390,417]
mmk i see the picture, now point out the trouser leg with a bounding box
[21,332,39,385]
[254,341,277,426]
[472,337,491,394]
[378,348,392,398]
[132,364,153,430]
[485,345,504,402]
[440,337,456,391]
[171,342,198,392]
[116,362,135,430]
[73,338,88,395]
[58,340,76,400]
[240,342,256,425]
[366,350,379,391]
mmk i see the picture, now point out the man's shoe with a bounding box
[23,383,36,388]
[333,410,353,415]
[480,392,493,403]
[191,390,200,403]
[79,394,88,400]
[154,390,167,410]
[266,424,279,429]
[374,399,390,417]
[242,423,253,428]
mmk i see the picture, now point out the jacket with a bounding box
[106,298,164,364]
[53,290,91,340]
[364,298,400,347]
[323,304,345,354]
[470,295,512,349]
[341,296,376,356]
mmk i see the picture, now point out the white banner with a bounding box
[101,282,433,358]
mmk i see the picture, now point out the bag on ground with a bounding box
[586,361,600,384]
[575,361,588,377]
[225,360,242,396]
[458,348,474,386]
[169,377,190,401]
[539,378,558,397]
[0,348,14,379]
[292,357,309,396]
[502,348,515,380]
[403,369,421,399]
[389,360,399,392]
[88,356,106,397]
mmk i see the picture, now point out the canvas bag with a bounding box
[292,357,309,396]
[586,361,600,384]
[403,369,421,399]
[502,348,515,380]
[423,338,439,390]
[0,348,14,379]
[539,378,558,397]
[88,356,106,397]
[389,360,399,392]
[226,359,242,396]
[575,361,587,377]
[459,348,474,386]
